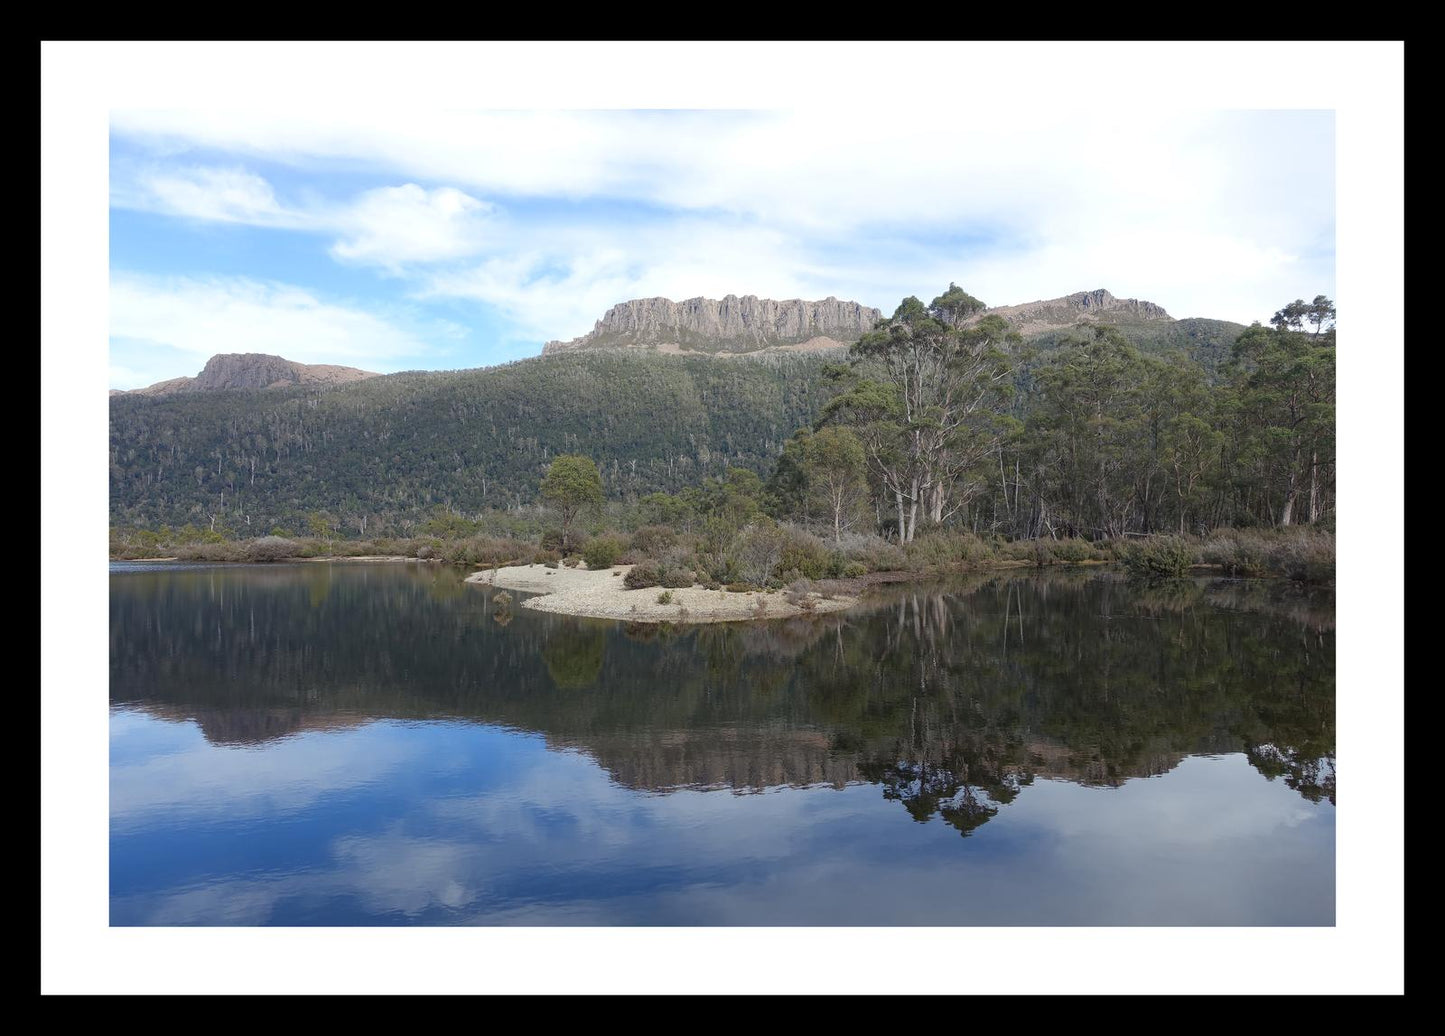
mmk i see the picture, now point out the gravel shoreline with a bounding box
[466,563,856,624]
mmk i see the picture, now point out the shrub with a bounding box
[540,529,565,553]
[835,532,905,573]
[1119,536,1196,578]
[244,535,298,562]
[657,590,674,605]
[1200,528,1334,583]
[724,582,755,593]
[533,548,562,565]
[493,591,513,607]
[583,534,625,570]
[416,544,435,560]
[660,566,695,588]
[750,595,769,618]
[785,579,818,612]
[1276,531,1334,584]
[841,561,868,578]
[624,561,663,589]
[777,527,830,580]
[904,530,990,571]
[728,521,787,586]
[629,524,677,557]
[1050,538,1094,564]
[1201,534,1266,576]
[457,535,527,568]
[561,555,581,568]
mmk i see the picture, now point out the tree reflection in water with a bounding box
[111,565,1336,836]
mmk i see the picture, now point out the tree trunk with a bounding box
[1308,450,1320,524]
[906,474,921,544]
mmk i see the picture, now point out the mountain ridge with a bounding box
[118,353,380,396]
[542,294,882,355]
[973,288,1173,335]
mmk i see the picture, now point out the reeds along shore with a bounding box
[110,524,1335,586]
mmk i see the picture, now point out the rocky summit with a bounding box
[974,289,1173,336]
[120,353,380,396]
[542,295,882,355]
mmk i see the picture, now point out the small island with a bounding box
[467,562,855,623]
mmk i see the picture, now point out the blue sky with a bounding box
[108,107,1335,390]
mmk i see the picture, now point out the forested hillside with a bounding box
[1026,317,1246,376]
[109,350,833,532]
[108,283,1309,544]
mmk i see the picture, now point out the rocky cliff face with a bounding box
[976,289,1172,336]
[543,295,882,355]
[122,353,380,396]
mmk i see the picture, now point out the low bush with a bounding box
[1200,528,1334,583]
[540,529,566,553]
[660,566,695,589]
[727,521,787,586]
[1201,534,1267,577]
[244,536,299,562]
[533,548,562,565]
[777,527,831,580]
[656,590,674,605]
[904,529,990,571]
[1049,538,1094,564]
[1119,536,1195,578]
[582,534,626,570]
[629,524,677,557]
[835,532,906,573]
[455,535,528,568]
[624,561,663,589]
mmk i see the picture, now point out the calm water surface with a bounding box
[110,562,1335,925]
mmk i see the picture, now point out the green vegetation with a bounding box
[540,454,604,552]
[109,290,1335,584]
[1118,536,1195,578]
[582,534,625,570]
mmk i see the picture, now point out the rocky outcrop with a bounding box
[543,295,882,355]
[975,289,1172,336]
[120,353,380,396]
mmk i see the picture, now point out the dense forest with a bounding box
[109,351,832,532]
[108,287,1331,549]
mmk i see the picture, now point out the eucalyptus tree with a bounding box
[802,425,869,542]
[540,454,604,550]
[821,286,1020,542]
[1227,306,1336,526]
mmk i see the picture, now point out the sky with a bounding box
[48,43,1400,995]
[108,106,1335,390]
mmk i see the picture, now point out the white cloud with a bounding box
[113,165,494,270]
[329,184,491,271]
[121,165,301,226]
[110,108,1335,332]
[108,273,440,388]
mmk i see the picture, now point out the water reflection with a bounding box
[110,563,1335,924]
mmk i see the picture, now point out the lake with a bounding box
[110,562,1335,925]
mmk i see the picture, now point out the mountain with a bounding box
[542,295,881,355]
[109,349,834,530]
[975,289,1246,374]
[107,287,1249,531]
[119,353,380,396]
[977,288,1172,335]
